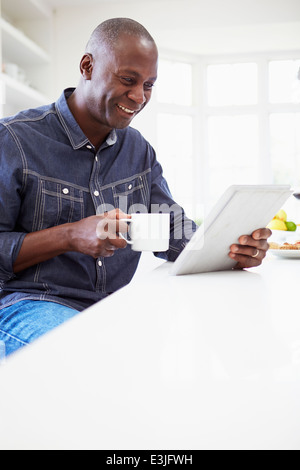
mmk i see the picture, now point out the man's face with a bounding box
[83,34,158,130]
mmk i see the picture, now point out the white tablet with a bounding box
[170,184,292,275]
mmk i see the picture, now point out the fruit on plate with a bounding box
[267,218,287,231]
[285,221,297,231]
[275,209,287,221]
[267,210,297,231]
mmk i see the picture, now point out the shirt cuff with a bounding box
[0,232,27,281]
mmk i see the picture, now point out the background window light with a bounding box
[270,113,300,187]
[207,63,258,106]
[269,59,300,103]
[156,113,194,214]
[156,59,193,106]
[208,115,259,200]
[135,54,300,220]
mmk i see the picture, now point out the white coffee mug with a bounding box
[120,213,170,252]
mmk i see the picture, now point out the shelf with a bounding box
[1,0,52,21]
[0,0,53,117]
[0,72,50,110]
[0,17,51,65]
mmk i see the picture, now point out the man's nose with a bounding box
[127,86,146,105]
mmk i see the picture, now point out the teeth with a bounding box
[117,104,135,114]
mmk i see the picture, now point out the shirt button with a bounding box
[62,188,69,195]
[94,190,99,197]
[95,156,98,162]
[98,260,102,267]
[86,145,92,150]
[128,184,133,190]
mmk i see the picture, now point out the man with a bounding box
[0,18,270,356]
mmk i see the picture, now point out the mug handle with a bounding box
[119,218,133,244]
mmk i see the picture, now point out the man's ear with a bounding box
[80,53,93,80]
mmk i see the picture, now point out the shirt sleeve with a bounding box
[149,145,197,262]
[0,124,27,282]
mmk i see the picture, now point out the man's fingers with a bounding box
[229,251,264,268]
[96,217,130,240]
[227,227,272,269]
[251,228,272,240]
[237,235,270,251]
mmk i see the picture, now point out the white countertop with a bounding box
[0,252,300,450]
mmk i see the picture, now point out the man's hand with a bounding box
[228,228,272,269]
[14,209,130,273]
[69,209,130,258]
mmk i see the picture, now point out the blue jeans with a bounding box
[0,300,79,357]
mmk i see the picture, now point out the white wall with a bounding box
[52,0,300,96]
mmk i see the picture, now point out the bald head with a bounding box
[68,18,158,148]
[86,18,156,54]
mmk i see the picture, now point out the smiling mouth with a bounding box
[117,104,136,115]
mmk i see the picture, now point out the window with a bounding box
[206,56,300,208]
[270,113,300,186]
[207,63,258,106]
[132,53,300,220]
[268,59,300,192]
[206,61,260,204]
[156,113,194,212]
[155,59,196,217]
[208,115,259,200]
[269,59,300,103]
[156,59,192,106]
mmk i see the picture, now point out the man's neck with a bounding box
[67,90,111,151]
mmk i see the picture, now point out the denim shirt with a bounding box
[0,88,196,311]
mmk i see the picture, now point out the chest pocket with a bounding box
[112,175,148,214]
[33,179,86,231]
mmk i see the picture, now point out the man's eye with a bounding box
[120,77,134,84]
[144,82,154,90]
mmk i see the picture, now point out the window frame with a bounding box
[135,49,300,219]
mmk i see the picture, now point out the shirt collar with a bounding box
[55,88,117,150]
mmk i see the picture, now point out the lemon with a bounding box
[286,221,297,231]
[267,219,287,231]
[274,209,287,221]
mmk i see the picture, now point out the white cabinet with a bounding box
[0,0,53,118]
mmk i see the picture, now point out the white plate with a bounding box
[269,249,300,259]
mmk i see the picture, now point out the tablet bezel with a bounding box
[170,184,292,275]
